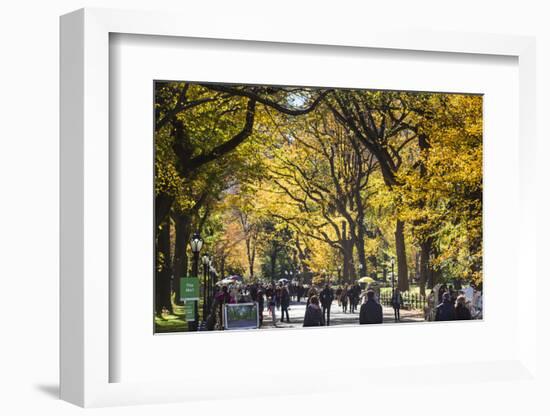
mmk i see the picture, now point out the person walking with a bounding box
[275,284,282,311]
[340,285,349,313]
[213,286,232,329]
[249,283,258,303]
[435,292,456,321]
[265,283,274,300]
[359,290,383,324]
[353,284,361,312]
[280,285,291,323]
[267,293,277,326]
[391,289,403,322]
[319,283,335,326]
[346,285,355,313]
[335,286,342,307]
[256,290,265,327]
[303,295,325,327]
[297,284,304,303]
[454,295,472,320]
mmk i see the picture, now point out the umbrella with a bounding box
[217,278,237,286]
[357,276,375,284]
[278,278,289,284]
[228,275,243,282]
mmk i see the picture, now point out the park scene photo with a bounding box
[154,81,483,333]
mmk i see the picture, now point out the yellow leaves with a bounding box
[155,160,182,197]
[155,82,483,283]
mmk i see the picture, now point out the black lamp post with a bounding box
[202,253,210,319]
[337,265,342,283]
[208,256,214,313]
[189,231,203,331]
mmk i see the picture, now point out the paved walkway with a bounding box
[260,299,424,329]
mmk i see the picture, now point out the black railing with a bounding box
[379,291,427,310]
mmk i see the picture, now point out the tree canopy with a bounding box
[154,81,482,313]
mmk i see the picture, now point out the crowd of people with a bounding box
[427,282,483,322]
[204,279,483,331]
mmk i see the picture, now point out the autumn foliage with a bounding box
[154,82,482,312]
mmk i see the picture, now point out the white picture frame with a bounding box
[60,7,537,408]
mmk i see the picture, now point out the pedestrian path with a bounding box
[261,300,424,329]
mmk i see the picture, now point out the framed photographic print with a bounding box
[60,7,538,408]
[152,79,483,334]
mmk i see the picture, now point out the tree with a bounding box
[327,90,419,290]
[154,83,329,312]
[397,94,483,289]
[259,108,379,283]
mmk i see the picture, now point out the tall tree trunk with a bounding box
[371,256,378,279]
[417,132,432,295]
[220,257,226,280]
[173,214,192,304]
[354,224,367,277]
[155,219,172,315]
[354,182,368,277]
[269,247,279,282]
[395,219,409,291]
[419,239,432,296]
[341,222,349,283]
[155,192,174,230]
[341,221,355,284]
[245,237,256,280]
[427,246,440,289]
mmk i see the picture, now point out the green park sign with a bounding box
[180,277,199,302]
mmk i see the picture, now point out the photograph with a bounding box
[154,81,483,333]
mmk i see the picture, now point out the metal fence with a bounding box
[379,291,427,310]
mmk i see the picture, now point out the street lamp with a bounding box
[202,253,210,319]
[190,231,203,276]
[189,231,203,331]
[358,263,363,277]
[208,256,214,312]
[337,265,342,282]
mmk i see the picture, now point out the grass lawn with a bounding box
[154,294,206,333]
[154,313,188,333]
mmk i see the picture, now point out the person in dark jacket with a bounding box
[359,290,383,324]
[435,293,456,321]
[391,289,403,322]
[303,295,325,327]
[280,286,291,323]
[265,284,274,303]
[319,284,334,326]
[340,285,349,313]
[454,295,471,320]
[256,290,264,327]
[297,284,304,303]
[352,284,361,313]
[275,285,282,310]
[346,286,355,313]
[335,286,343,307]
[249,283,258,303]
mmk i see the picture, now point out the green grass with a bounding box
[154,293,206,333]
[155,313,188,333]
